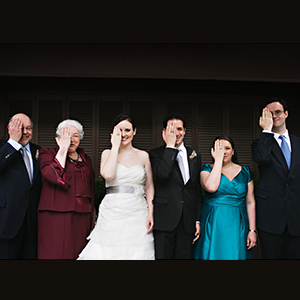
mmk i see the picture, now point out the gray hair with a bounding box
[56,119,84,140]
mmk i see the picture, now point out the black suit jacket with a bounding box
[149,145,202,234]
[0,140,42,239]
[252,132,300,236]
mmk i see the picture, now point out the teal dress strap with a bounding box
[200,163,213,173]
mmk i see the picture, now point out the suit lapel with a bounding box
[272,140,289,173]
[289,134,300,177]
[186,147,194,180]
[174,158,185,184]
[272,134,298,174]
[166,145,195,185]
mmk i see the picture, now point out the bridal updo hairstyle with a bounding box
[112,113,136,131]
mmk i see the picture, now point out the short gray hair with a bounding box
[56,119,84,139]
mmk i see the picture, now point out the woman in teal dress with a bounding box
[194,135,257,260]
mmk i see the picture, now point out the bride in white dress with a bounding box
[77,113,155,260]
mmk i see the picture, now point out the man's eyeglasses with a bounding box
[21,126,33,132]
[270,110,284,117]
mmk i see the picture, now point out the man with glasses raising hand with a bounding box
[252,98,300,259]
[0,113,42,259]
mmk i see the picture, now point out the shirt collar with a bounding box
[177,142,186,153]
[274,129,289,140]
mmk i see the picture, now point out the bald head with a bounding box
[8,113,33,146]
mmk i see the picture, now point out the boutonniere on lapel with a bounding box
[189,150,197,160]
[35,149,39,160]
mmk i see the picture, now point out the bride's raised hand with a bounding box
[110,126,122,149]
[211,139,225,162]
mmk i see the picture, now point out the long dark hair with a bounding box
[212,135,238,163]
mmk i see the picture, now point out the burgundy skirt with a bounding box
[38,211,91,260]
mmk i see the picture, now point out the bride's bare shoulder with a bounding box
[101,149,111,159]
[133,148,149,157]
[132,148,150,164]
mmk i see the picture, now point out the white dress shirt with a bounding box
[8,139,34,174]
[176,142,190,184]
[263,129,291,152]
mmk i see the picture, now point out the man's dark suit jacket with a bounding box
[252,132,300,236]
[0,140,42,240]
[149,145,202,235]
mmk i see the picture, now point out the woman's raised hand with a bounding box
[111,126,122,149]
[211,139,225,162]
[55,127,71,151]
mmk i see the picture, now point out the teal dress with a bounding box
[194,163,253,260]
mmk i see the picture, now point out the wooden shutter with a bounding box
[8,98,33,119]
[38,99,63,148]
[287,101,300,137]
[228,102,255,171]
[198,102,224,165]
[98,98,123,164]
[129,100,153,151]
[68,98,93,158]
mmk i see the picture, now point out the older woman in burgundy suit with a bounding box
[38,119,96,260]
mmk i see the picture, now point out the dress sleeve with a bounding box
[39,147,69,189]
[243,165,252,183]
[200,163,213,173]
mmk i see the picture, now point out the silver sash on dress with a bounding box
[106,186,135,194]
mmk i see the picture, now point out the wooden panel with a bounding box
[228,102,255,171]
[38,100,63,148]
[287,101,300,137]
[98,99,123,164]
[68,99,93,158]
[198,102,224,165]
[129,101,153,151]
[7,98,33,119]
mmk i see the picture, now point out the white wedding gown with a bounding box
[77,164,155,260]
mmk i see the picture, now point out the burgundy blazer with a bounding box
[38,147,95,213]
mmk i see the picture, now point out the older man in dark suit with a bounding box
[0,113,42,259]
[252,98,300,259]
[149,113,202,259]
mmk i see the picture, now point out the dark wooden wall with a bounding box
[1,77,300,178]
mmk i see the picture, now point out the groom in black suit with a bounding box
[149,113,202,259]
[252,98,300,259]
[0,113,42,259]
